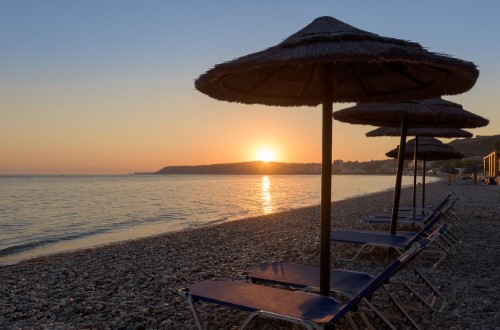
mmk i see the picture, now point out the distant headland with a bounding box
[154,161,321,175]
[147,135,499,175]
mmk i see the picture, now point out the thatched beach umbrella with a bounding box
[366,127,473,138]
[440,166,460,185]
[464,165,482,184]
[386,137,465,160]
[386,137,464,212]
[195,16,479,296]
[333,98,488,235]
[367,127,472,214]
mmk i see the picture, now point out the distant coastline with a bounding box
[150,135,499,175]
[150,160,400,175]
[154,161,322,175]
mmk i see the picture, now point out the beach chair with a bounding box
[243,226,447,329]
[330,212,448,262]
[362,192,456,228]
[181,279,359,329]
[386,191,456,216]
[180,240,432,330]
[360,196,461,248]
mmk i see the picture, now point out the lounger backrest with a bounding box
[326,226,447,326]
[410,211,445,243]
[426,223,448,241]
[353,239,431,300]
[439,195,458,214]
[392,223,446,276]
[434,195,451,212]
[405,193,451,227]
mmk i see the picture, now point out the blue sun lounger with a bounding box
[242,264,414,328]
[360,192,456,228]
[181,240,432,329]
[182,279,359,329]
[387,191,455,215]
[360,195,461,249]
[244,262,375,296]
[331,212,444,261]
[392,191,458,215]
[243,226,447,329]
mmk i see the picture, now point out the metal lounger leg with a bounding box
[240,310,319,330]
[333,243,377,262]
[442,228,462,244]
[432,234,455,255]
[187,296,204,330]
[188,296,320,330]
[393,267,447,313]
[381,287,422,330]
[360,297,397,330]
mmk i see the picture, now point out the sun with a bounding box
[256,149,275,162]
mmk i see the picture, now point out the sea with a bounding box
[0,174,435,265]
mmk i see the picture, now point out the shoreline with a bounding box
[0,188,394,267]
[1,175,435,266]
[1,180,498,328]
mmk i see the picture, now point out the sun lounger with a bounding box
[244,262,376,296]
[388,191,457,215]
[181,279,360,329]
[330,212,446,262]
[361,195,461,248]
[181,240,432,329]
[244,226,447,328]
[362,192,457,228]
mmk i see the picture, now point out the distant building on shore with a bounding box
[333,160,343,173]
[379,160,396,174]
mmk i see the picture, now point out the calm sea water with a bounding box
[0,174,433,264]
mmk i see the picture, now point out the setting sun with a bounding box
[256,149,275,162]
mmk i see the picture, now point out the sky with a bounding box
[1,1,499,174]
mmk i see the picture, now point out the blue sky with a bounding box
[1,1,499,173]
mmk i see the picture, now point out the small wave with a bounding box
[0,227,112,257]
[185,217,228,229]
[203,217,229,226]
[0,213,183,258]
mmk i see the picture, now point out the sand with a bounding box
[0,178,499,329]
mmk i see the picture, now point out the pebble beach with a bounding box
[1,178,499,329]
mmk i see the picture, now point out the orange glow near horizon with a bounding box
[1,82,497,174]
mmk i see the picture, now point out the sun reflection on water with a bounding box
[261,176,273,214]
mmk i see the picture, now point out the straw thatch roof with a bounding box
[195,16,479,106]
[385,137,464,160]
[333,98,489,128]
[366,127,473,138]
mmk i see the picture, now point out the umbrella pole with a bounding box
[412,135,419,218]
[421,158,426,214]
[319,64,333,296]
[390,116,408,235]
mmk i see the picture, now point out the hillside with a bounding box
[447,135,500,157]
[155,161,321,175]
